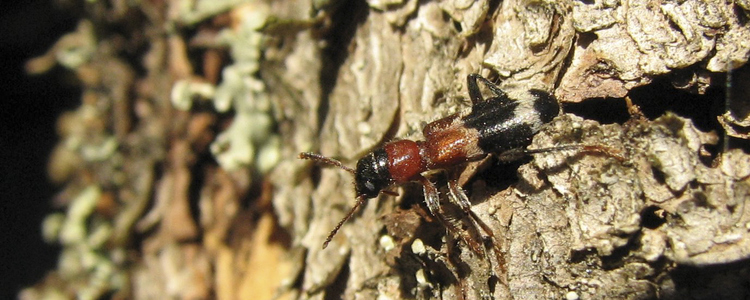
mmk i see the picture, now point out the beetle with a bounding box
[300,73,585,249]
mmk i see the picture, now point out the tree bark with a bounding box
[22,0,750,299]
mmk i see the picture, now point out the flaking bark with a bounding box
[22,0,750,299]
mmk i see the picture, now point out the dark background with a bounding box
[0,1,80,297]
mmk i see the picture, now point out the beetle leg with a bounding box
[468,73,509,104]
[524,144,625,162]
[467,73,485,104]
[447,172,472,214]
[416,175,441,217]
[497,145,625,163]
[417,174,485,255]
[494,148,526,162]
[446,169,508,278]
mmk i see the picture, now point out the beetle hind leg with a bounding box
[446,170,507,280]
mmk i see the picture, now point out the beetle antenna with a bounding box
[299,152,355,175]
[322,195,367,249]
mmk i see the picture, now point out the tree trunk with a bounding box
[22,0,750,299]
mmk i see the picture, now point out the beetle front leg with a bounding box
[418,174,485,255]
[416,175,441,217]
[447,171,472,214]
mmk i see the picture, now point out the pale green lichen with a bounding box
[256,134,281,174]
[58,103,119,164]
[25,20,96,77]
[170,79,216,110]
[23,13,130,298]
[59,186,101,245]
[56,20,96,70]
[42,213,65,244]
[37,185,123,300]
[79,136,118,162]
[172,2,280,173]
[175,0,247,25]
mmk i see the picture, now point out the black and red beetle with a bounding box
[300,73,574,248]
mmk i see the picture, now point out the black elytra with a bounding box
[464,85,559,154]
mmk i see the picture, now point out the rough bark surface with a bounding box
[21,0,750,299]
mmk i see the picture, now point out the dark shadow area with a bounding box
[563,97,631,125]
[628,74,724,132]
[323,256,350,300]
[0,1,80,297]
[475,157,529,192]
[664,259,750,300]
[640,205,667,229]
[316,0,370,132]
[564,71,730,132]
